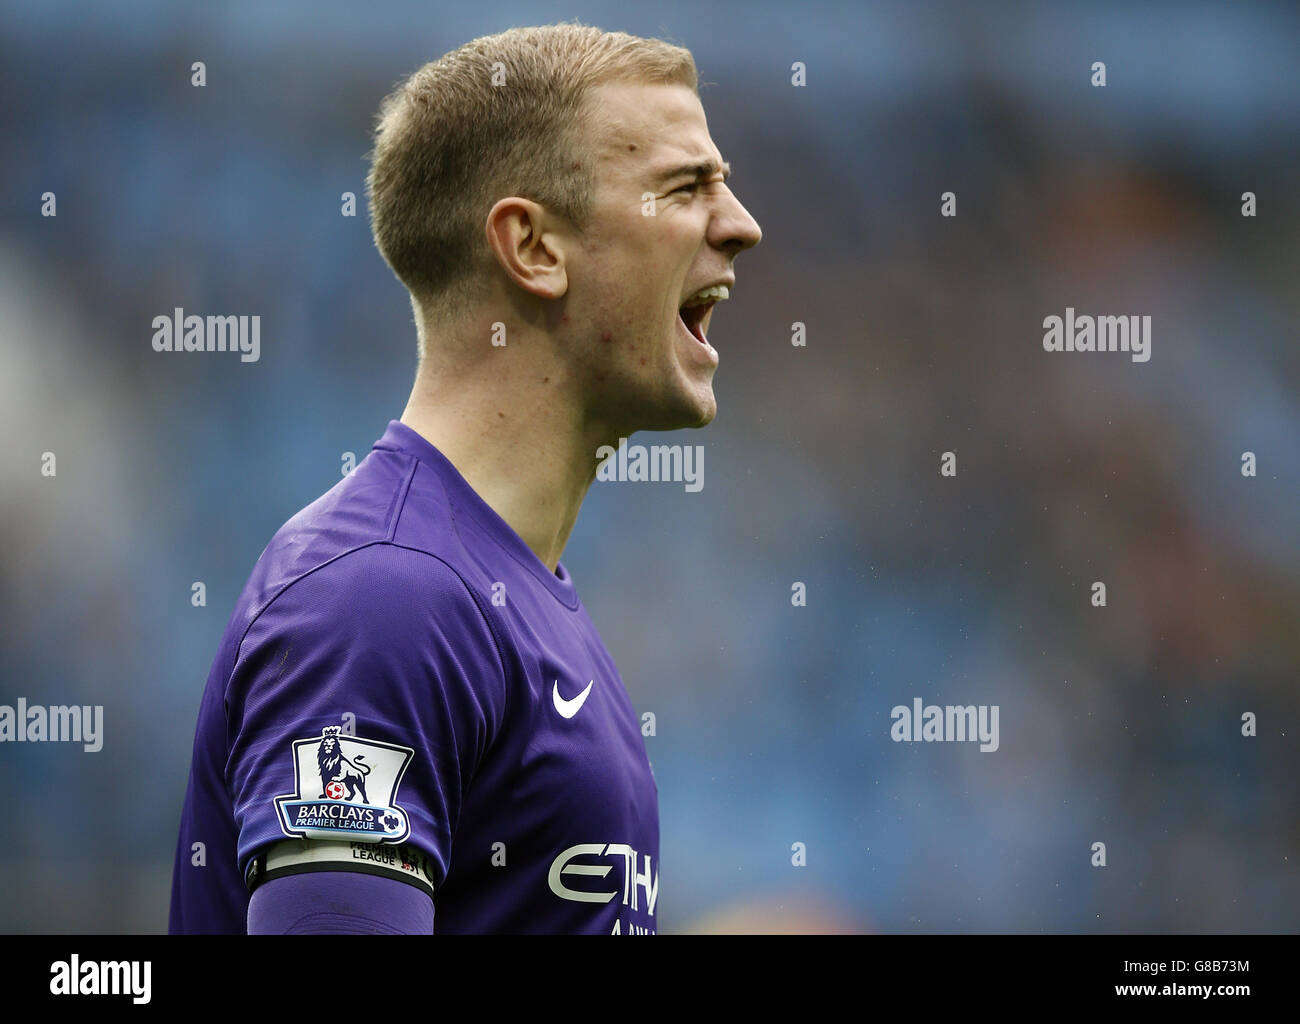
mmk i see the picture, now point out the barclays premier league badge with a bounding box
[275,726,414,843]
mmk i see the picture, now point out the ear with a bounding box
[484,197,569,301]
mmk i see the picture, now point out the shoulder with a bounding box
[222,542,510,722]
[243,542,499,658]
[239,447,495,630]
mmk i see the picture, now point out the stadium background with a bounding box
[1,0,1297,932]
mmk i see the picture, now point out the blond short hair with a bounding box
[367,23,698,333]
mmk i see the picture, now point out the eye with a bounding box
[671,181,699,195]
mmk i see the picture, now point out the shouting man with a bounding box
[170,23,761,935]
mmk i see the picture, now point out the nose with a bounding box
[711,186,762,253]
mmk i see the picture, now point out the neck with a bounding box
[399,327,608,573]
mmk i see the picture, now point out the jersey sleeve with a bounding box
[247,870,436,934]
[224,542,510,900]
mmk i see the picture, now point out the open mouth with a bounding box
[678,301,714,345]
[678,284,729,346]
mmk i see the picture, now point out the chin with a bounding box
[689,395,718,427]
[654,374,716,429]
[632,401,715,433]
[663,398,715,431]
[676,372,719,427]
[611,367,717,433]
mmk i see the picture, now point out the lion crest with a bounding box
[316,726,371,803]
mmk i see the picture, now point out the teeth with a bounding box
[681,284,730,307]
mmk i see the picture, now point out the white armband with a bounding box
[246,839,436,900]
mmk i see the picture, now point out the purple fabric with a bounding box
[171,421,659,934]
[248,871,433,935]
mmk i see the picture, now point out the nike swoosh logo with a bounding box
[553,678,595,719]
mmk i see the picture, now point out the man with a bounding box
[169,23,761,935]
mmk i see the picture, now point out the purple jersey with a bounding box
[169,421,659,934]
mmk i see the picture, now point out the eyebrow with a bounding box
[654,158,731,187]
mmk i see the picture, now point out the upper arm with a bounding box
[247,866,434,934]
[224,543,509,927]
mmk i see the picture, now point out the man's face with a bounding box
[562,81,762,434]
